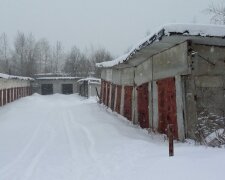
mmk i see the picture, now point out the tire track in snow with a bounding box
[22,124,55,180]
[66,109,108,179]
[0,118,47,176]
[67,110,96,162]
[0,111,56,180]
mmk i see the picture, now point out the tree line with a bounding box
[0,32,113,78]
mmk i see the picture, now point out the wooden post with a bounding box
[168,124,174,157]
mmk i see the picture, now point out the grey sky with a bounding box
[0,0,219,56]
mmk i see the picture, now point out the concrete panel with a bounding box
[153,42,189,80]
[135,59,152,86]
[112,69,121,85]
[191,44,225,76]
[0,79,31,89]
[195,76,224,88]
[105,69,113,82]
[175,75,185,141]
[121,68,134,85]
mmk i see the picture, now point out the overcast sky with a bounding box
[0,0,220,56]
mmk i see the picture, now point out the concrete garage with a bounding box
[97,24,225,143]
[78,77,101,98]
[0,73,33,106]
[33,77,81,95]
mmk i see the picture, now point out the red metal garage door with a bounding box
[157,77,178,139]
[102,81,107,105]
[124,86,133,121]
[115,85,122,114]
[106,82,110,107]
[3,89,7,105]
[110,84,116,110]
[137,83,149,128]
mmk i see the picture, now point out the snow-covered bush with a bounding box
[195,110,225,147]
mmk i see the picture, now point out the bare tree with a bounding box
[89,48,113,77]
[0,33,10,73]
[206,2,225,24]
[34,38,52,73]
[53,41,64,73]
[12,32,37,76]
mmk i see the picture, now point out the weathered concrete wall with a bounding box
[183,44,225,140]
[191,44,225,76]
[0,78,31,89]
[33,79,79,94]
[121,67,134,86]
[152,42,189,80]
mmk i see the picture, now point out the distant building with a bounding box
[97,24,225,142]
[32,74,82,95]
[78,77,101,98]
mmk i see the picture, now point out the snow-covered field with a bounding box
[0,94,224,180]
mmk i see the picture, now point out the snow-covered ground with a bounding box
[0,94,224,180]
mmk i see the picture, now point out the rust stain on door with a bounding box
[137,83,149,128]
[157,77,178,139]
[124,86,133,121]
[115,85,122,114]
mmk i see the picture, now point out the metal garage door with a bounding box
[115,85,122,114]
[110,84,116,110]
[157,77,178,139]
[62,84,73,94]
[106,82,110,107]
[124,86,133,121]
[137,83,149,128]
[41,84,53,95]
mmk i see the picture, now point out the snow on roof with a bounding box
[36,77,81,80]
[78,77,101,84]
[96,23,225,68]
[0,73,34,81]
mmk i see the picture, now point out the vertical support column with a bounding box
[120,85,125,116]
[0,89,2,106]
[152,81,159,131]
[175,75,185,141]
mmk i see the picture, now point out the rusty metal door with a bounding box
[124,86,133,121]
[115,85,122,114]
[7,89,10,103]
[157,77,178,139]
[111,84,116,110]
[102,81,106,104]
[137,83,149,128]
[3,89,6,105]
[106,82,110,107]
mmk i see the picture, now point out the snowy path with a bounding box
[0,94,224,180]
